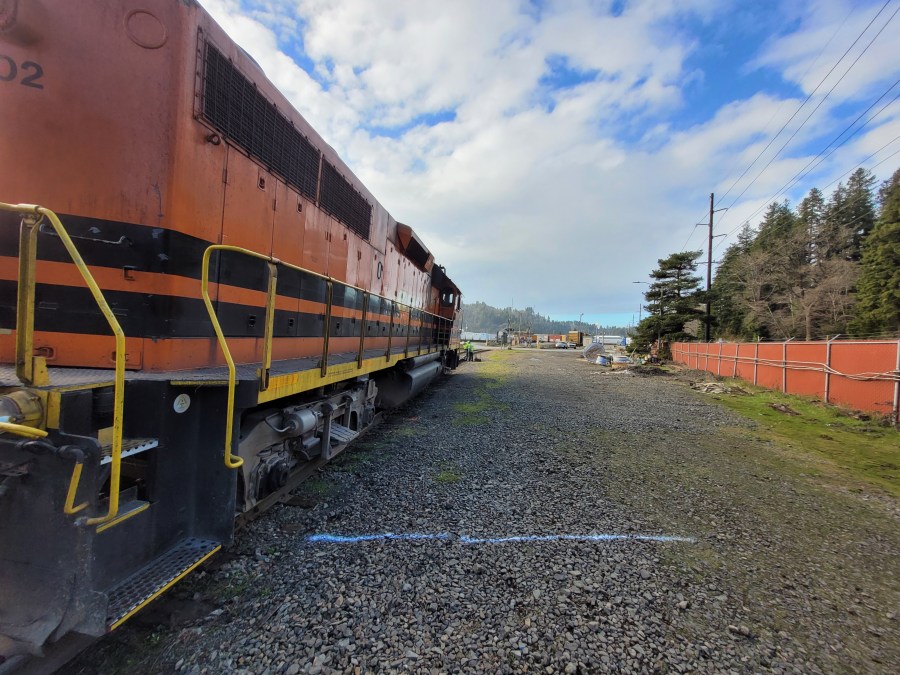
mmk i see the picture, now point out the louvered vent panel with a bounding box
[202,43,320,202]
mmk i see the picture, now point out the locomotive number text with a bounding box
[0,55,44,89]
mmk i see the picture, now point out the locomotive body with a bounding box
[0,0,461,665]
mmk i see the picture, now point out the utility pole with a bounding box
[705,192,713,342]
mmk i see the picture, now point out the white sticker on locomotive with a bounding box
[173,393,191,413]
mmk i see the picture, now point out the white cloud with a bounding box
[197,0,900,324]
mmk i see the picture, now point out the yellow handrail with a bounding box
[321,281,333,377]
[0,202,125,527]
[200,245,261,470]
[200,244,450,469]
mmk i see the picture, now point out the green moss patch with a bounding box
[708,381,898,497]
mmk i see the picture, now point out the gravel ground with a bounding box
[70,347,899,674]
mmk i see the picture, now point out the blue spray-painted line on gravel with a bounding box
[306,532,695,545]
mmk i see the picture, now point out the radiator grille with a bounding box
[202,43,320,203]
[320,160,372,240]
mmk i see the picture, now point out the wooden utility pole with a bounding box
[705,192,713,342]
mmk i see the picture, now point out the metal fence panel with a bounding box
[672,340,899,424]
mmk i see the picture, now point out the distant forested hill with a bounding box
[460,301,627,336]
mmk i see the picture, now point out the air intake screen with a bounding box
[320,160,372,240]
[203,43,320,202]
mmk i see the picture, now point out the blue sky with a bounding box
[203,0,900,330]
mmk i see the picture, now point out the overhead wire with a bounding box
[717,82,900,243]
[821,137,900,191]
[714,94,900,251]
[714,0,899,238]
[715,133,900,252]
[681,1,891,255]
[711,4,859,207]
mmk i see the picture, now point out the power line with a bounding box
[776,85,900,195]
[715,1,899,235]
[678,5,862,255]
[715,84,900,248]
[712,4,861,207]
[713,186,873,257]
[686,1,893,255]
[748,83,900,216]
[822,135,900,191]
[715,136,900,252]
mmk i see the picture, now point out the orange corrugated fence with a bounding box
[671,340,900,424]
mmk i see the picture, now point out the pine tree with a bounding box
[633,250,703,352]
[851,168,900,335]
[728,196,861,339]
[798,188,825,264]
[844,168,877,261]
[821,169,876,261]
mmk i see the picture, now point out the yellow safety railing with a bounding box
[0,202,125,527]
[200,244,452,469]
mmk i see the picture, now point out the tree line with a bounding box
[460,301,627,337]
[632,167,900,351]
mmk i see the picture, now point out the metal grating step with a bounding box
[100,438,158,465]
[95,498,150,534]
[329,422,358,445]
[105,537,220,630]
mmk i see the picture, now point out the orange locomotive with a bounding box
[0,0,461,666]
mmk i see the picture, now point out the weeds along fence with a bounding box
[671,339,900,424]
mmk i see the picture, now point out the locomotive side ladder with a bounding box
[0,203,219,634]
[0,202,148,530]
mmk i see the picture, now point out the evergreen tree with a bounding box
[844,168,877,261]
[851,168,900,335]
[798,187,825,264]
[820,182,849,259]
[821,169,876,261]
[633,250,703,352]
[749,199,860,338]
[711,224,754,339]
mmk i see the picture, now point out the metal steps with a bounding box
[105,537,220,631]
[329,422,358,445]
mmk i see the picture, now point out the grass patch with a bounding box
[434,466,462,484]
[219,569,254,602]
[451,395,508,426]
[452,351,514,425]
[388,425,418,438]
[709,381,899,497]
[303,476,332,497]
[331,449,370,472]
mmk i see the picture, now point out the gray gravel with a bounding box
[71,348,899,674]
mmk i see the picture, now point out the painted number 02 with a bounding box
[0,55,44,89]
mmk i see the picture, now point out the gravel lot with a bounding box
[71,347,899,674]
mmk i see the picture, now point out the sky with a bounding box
[200,0,900,329]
